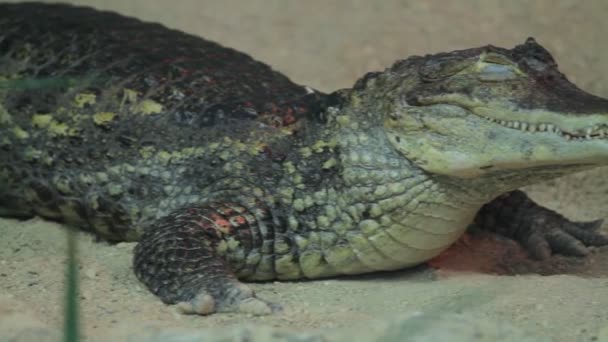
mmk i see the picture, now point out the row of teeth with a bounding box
[484,117,608,140]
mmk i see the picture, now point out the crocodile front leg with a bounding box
[473,190,608,259]
[133,202,278,315]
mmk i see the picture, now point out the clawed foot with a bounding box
[176,282,281,316]
[521,217,607,260]
[474,190,608,260]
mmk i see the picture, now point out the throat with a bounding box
[338,155,487,271]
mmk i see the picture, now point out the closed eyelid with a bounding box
[476,63,519,81]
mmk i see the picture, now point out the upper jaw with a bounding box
[476,108,608,141]
[411,94,608,142]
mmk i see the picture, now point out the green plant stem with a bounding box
[64,228,79,342]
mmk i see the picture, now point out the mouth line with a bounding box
[409,96,608,141]
[480,116,608,141]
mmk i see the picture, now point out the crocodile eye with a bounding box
[477,63,518,81]
[476,53,520,81]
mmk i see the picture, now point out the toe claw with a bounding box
[564,220,608,247]
[579,219,604,231]
[177,293,216,315]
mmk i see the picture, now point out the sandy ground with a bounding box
[2,1,608,341]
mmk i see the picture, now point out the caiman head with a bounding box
[376,38,608,180]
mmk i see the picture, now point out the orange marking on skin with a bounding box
[233,215,247,225]
[212,216,232,233]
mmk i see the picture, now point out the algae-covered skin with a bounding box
[1,3,608,315]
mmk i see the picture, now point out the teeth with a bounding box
[486,118,607,141]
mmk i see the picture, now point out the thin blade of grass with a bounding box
[64,228,80,342]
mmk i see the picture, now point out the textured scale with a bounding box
[0,3,328,241]
[2,3,607,315]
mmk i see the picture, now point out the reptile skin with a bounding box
[1,3,607,315]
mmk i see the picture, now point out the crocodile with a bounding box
[1,3,608,315]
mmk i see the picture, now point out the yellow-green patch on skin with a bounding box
[288,216,300,231]
[359,219,380,236]
[319,232,338,249]
[139,146,155,159]
[324,244,365,274]
[311,137,337,153]
[324,206,337,221]
[31,114,77,136]
[226,238,240,250]
[303,195,315,208]
[322,157,337,169]
[53,177,72,195]
[0,104,12,125]
[299,147,312,158]
[218,150,231,161]
[316,215,330,228]
[251,255,275,280]
[12,126,29,139]
[274,238,291,254]
[78,174,95,185]
[93,112,117,126]
[73,93,96,108]
[293,174,304,185]
[215,240,228,255]
[347,232,402,269]
[32,114,53,128]
[299,250,334,278]
[248,142,266,155]
[48,121,72,136]
[134,99,163,115]
[369,204,383,218]
[336,115,350,126]
[245,251,262,267]
[250,187,263,198]
[155,150,172,165]
[107,183,124,196]
[122,88,139,104]
[95,172,109,183]
[156,147,206,164]
[208,142,220,151]
[232,141,247,152]
[278,187,294,204]
[294,235,308,249]
[283,161,296,174]
[275,255,302,280]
